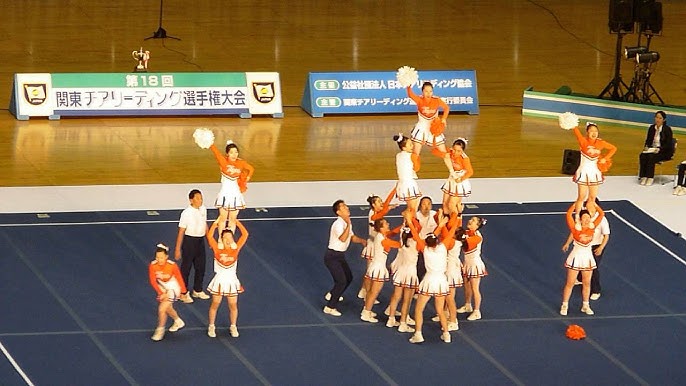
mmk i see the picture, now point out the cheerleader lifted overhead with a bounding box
[397,65,456,177]
[559,113,616,223]
[193,128,254,238]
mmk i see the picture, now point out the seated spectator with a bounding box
[638,111,674,186]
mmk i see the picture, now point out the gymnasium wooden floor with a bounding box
[2,1,686,187]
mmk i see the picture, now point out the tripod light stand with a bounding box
[598,33,630,101]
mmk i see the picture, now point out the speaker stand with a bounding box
[145,0,180,41]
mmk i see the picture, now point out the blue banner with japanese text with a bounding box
[301,70,478,117]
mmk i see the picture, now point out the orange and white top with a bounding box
[148,260,186,295]
[406,86,449,121]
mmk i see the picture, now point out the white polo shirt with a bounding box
[328,217,354,252]
[592,216,610,245]
[179,205,207,237]
[416,210,437,239]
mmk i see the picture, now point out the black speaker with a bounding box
[637,1,663,34]
[562,149,581,175]
[609,0,635,34]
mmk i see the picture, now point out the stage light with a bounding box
[624,46,647,59]
[636,51,660,64]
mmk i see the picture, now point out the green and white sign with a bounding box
[10,72,283,120]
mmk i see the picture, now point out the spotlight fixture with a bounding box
[624,46,647,59]
[636,51,660,64]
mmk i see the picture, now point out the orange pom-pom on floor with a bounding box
[565,324,586,340]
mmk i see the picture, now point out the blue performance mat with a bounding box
[1,201,685,386]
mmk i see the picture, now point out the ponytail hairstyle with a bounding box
[401,227,412,247]
[225,139,239,154]
[393,133,411,150]
[155,243,169,255]
[425,233,439,248]
[453,137,468,150]
[366,194,380,207]
[475,217,487,230]
[421,81,434,92]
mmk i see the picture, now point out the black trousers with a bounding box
[677,163,686,186]
[180,235,207,293]
[638,151,671,178]
[577,244,604,294]
[324,249,352,309]
[417,252,427,282]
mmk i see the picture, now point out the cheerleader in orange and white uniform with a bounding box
[560,204,605,316]
[459,216,488,321]
[360,218,401,323]
[358,187,397,300]
[148,243,187,341]
[405,211,452,344]
[385,226,419,332]
[439,212,463,331]
[393,134,422,218]
[406,82,450,156]
[209,140,255,235]
[570,122,616,221]
[439,138,473,215]
[206,218,249,338]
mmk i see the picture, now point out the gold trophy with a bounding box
[132,47,151,72]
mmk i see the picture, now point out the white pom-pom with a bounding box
[193,128,215,149]
[396,66,419,88]
[558,112,579,130]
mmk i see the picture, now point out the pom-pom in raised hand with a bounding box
[396,65,419,88]
[558,112,579,130]
[193,128,215,149]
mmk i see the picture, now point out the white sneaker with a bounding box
[467,310,481,321]
[590,293,601,301]
[448,321,459,331]
[456,304,473,313]
[441,331,451,343]
[384,306,401,316]
[409,332,424,344]
[646,178,654,186]
[581,305,595,315]
[180,293,194,304]
[207,324,216,338]
[323,306,342,317]
[431,311,449,322]
[405,316,416,326]
[639,177,647,185]
[325,292,343,302]
[574,280,582,286]
[398,323,415,333]
[192,290,210,300]
[168,318,185,332]
[673,187,680,195]
[560,303,568,316]
[678,186,686,196]
[386,317,400,328]
[151,327,165,341]
[360,309,378,323]
[229,325,240,337]
[357,288,366,299]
